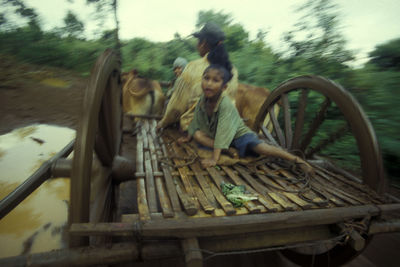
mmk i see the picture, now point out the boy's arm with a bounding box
[201,148,221,168]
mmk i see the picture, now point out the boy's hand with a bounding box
[156,121,163,130]
[177,135,191,144]
[201,158,217,168]
[295,158,314,175]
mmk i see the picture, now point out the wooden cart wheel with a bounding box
[69,49,122,247]
[254,75,386,194]
[253,75,385,266]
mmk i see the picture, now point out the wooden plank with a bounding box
[221,166,265,213]
[158,140,181,212]
[314,168,369,204]
[171,142,196,198]
[206,175,236,215]
[70,204,399,238]
[206,167,247,215]
[259,165,313,209]
[144,153,158,213]
[145,120,175,217]
[271,163,328,207]
[199,225,332,253]
[136,128,150,221]
[142,125,158,213]
[171,143,216,213]
[155,176,174,218]
[233,165,281,212]
[307,178,346,207]
[173,177,198,216]
[314,165,383,204]
[254,172,297,211]
[190,162,218,206]
[206,166,229,186]
[137,178,151,221]
[312,173,362,205]
[189,175,215,214]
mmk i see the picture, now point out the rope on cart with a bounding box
[185,232,349,261]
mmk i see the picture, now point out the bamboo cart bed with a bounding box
[125,119,390,221]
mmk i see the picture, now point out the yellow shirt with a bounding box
[158,53,238,130]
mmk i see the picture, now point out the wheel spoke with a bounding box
[268,105,285,147]
[291,89,309,151]
[95,71,122,166]
[95,128,113,165]
[282,93,292,149]
[109,71,122,155]
[305,123,349,158]
[300,97,331,152]
[261,125,279,146]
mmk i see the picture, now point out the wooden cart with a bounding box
[1,49,400,267]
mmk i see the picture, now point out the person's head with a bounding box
[193,22,225,57]
[193,22,233,81]
[201,64,232,99]
[172,57,187,77]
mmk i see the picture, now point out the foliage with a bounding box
[369,38,400,71]
[61,11,84,39]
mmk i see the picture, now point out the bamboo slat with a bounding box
[158,141,182,212]
[173,176,198,216]
[142,126,158,213]
[206,175,236,215]
[271,163,328,207]
[259,165,313,209]
[171,142,196,198]
[314,166,383,204]
[145,120,175,218]
[190,162,218,206]
[312,173,362,205]
[233,165,281,212]
[254,172,297,211]
[136,126,150,221]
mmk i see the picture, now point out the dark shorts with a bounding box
[231,133,263,158]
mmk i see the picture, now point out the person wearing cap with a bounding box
[173,57,188,78]
[157,22,238,131]
[165,57,188,99]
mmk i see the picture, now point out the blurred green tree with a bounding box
[87,0,120,55]
[369,38,400,71]
[62,11,85,39]
[282,0,354,80]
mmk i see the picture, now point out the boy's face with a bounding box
[202,69,227,99]
[173,67,183,77]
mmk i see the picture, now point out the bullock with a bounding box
[122,69,165,119]
[235,83,276,131]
